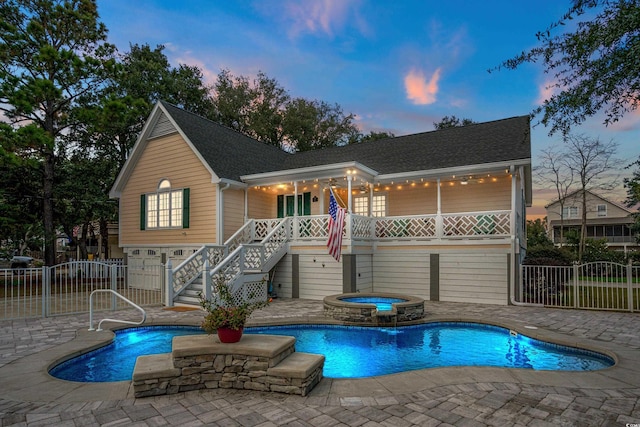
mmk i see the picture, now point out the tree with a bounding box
[78,44,215,169]
[433,116,475,130]
[624,158,640,243]
[282,98,359,151]
[70,43,214,258]
[0,123,42,256]
[565,134,620,260]
[495,0,640,136]
[350,131,395,144]
[537,146,575,246]
[212,69,359,152]
[0,0,116,265]
[526,218,554,248]
[213,69,255,136]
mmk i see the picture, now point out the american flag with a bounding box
[327,188,346,261]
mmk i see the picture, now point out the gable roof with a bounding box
[160,101,290,182]
[111,101,532,199]
[281,115,531,175]
[545,189,635,213]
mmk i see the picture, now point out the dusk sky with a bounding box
[97,0,639,218]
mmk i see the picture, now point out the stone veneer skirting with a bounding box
[133,334,324,398]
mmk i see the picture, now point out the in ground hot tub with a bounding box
[323,292,425,325]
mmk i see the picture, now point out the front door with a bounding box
[277,192,311,218]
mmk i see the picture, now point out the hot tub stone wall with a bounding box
[323,293,425,324]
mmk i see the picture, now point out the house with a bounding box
[545,189,638,253]
[109,101,532,306]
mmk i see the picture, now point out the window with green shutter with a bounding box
[142,180,190,229]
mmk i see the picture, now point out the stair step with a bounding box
[267,352,325,379]
[175,295,200,305]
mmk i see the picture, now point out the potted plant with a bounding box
[199,276,269,343]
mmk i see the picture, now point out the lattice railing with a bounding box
[351,215,372,238]
[254,219,284,240]
[232,279,268,306]
[226,221,255,254]
[296,215,328,239]
[261,218,290,264]
[374,215,437,239]
[442,211,510,237]
[172,245,226,293]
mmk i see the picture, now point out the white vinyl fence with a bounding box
[519,262,640,311]
[0,261,165,320]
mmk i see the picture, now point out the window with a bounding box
[141,179,190,229]
[371,194,387,217]
[353,195,369,215]
[562,206,579,219]
[597,204,607,217]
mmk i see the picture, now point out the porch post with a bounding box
[293,182,298,216]
[293,181,299,240]
[347,172,353,212]
[436,178,443,238]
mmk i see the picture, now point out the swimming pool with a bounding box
[49,323,614,382]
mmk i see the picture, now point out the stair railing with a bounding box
[204,218,290,299]
[170,245,227,297]
[88,289,146,331]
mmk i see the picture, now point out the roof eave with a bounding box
[240,161,379,186]
[375,158,531,183]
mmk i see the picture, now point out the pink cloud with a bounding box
[536,79,558,106]
[404,68,441,105]
[281,0,368,39]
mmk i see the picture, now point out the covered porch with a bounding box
[242,161,528,247]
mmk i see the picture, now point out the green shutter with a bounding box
[182,188,190,228]
[303,192,311,215]
[277,195,284,218]
[140,194,146,230]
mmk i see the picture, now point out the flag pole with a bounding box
[329,186,347,211]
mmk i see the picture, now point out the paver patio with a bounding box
[1,299,639,426]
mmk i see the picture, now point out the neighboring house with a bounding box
[109,101,532,306]
[545,189,638,253]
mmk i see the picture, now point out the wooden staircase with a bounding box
[168,218,289,307]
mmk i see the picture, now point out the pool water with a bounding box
[49,323,614,382]
[341,296,407,311]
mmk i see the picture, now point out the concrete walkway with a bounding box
[1,299,639,426]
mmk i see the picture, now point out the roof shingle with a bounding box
[161,101,531,180]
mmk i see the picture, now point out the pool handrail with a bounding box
[88,289,147,331]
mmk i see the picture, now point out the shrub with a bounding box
[524,246,574,265]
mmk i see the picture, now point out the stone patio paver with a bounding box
[0,299,640,425]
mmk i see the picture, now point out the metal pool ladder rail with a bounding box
[88,289,147,331]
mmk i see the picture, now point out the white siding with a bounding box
[372,251,430,299]
[272,254,292,298]
[298,254,342,299]
[439,252,508,305]
[356,254,373,292]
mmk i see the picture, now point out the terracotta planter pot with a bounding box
[217,326,243,343]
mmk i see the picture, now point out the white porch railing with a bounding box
[284,210,511,241]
